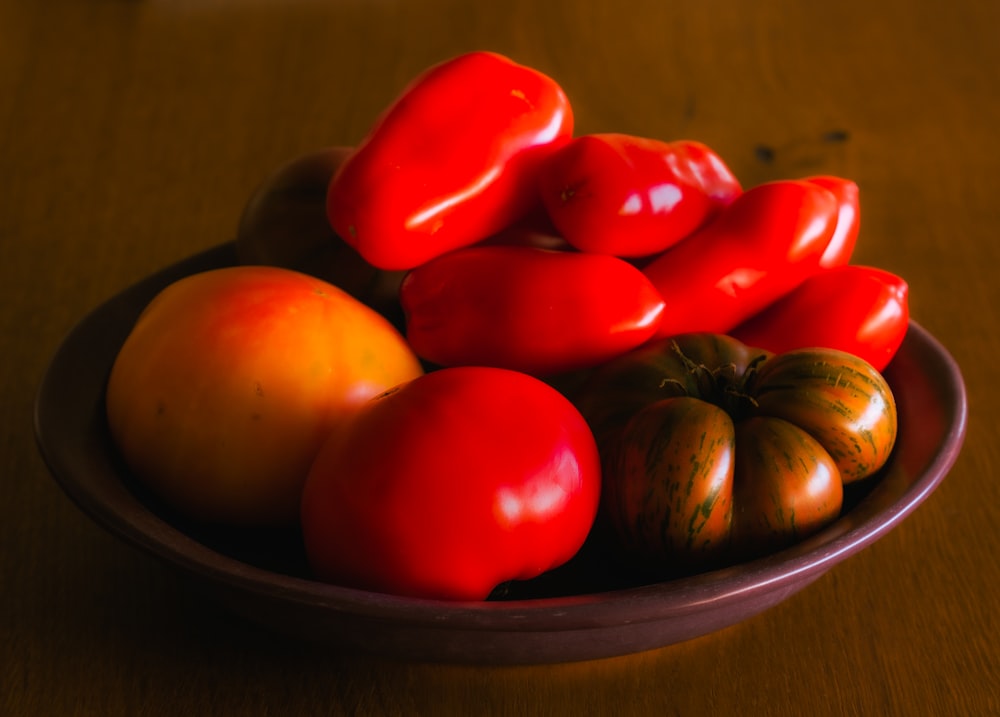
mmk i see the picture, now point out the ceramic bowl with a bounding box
[34,243,968,665]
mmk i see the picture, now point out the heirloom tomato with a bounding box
[234,146,404,324]
[105,266,423,527]
[572,333,897,574]
[399,245,665,376]
[537,134,741,257]
[732,264,909,371]
[301,366,602,601]
[236,146,354,278]
[642,179,839,337]
[326,51,573,271]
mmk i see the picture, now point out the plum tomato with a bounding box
[537,133,741,258]
[399,245,666,376]
[731,264,909,372]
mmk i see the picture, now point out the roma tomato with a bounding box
[105,266,423,527]
[235,146,405,324]
[326,51,573,271]
[301,366,602,601]
[572,334,896,573]
[731,264,909,371]
[399,245,666,376]
[804,175,860,267]
[537,133,741,257]
[672,139,743,209]
[642,179,839,338]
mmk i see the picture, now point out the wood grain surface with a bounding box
[3,0,998,714]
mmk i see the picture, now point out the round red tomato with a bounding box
[300,366,602,601]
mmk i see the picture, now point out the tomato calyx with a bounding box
[657,340,766,420]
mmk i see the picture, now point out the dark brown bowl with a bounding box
[34,243,968,665]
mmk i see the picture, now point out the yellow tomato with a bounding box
[105,265,423,526]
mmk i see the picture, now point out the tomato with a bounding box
[234,146,404,325]
[301,366,602,601]
[642,179,839,338]
[731,264,909,371]
[326,51,573,271]
[399,245,666,376]
[746,347,897,484]
[105,266,424,526]
[235,146,354,277]
[672,139,743,209]
[729,417,843,558]
[805,175,860,268]
[572,333,896,573]
[537,133,741,257]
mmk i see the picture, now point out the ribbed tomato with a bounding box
[572,333,897,574]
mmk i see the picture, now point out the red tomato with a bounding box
[731,264,909,371]
[670,139,743,209]
[399,245,666,376]
[805,175,860,267]
[537,133,741,257]
[105,266,423,526]
[301,367,602,601]
[326,51,573,271]
[642,179,839,338]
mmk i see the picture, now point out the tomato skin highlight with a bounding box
[537,133,741,258]
[399,245,666,376]
[300,366,602,601]
[671,139,743,210]
[804,175,860,268]
[326,51,573,271]
[642,179,839,337]
[731,264,909,372]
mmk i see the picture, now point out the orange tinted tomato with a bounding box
[105,266,423,526]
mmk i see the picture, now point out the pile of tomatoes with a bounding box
[105,51,905,602]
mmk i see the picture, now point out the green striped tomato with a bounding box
[572,333,897,574]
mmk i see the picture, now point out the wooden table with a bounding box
[4,0,997,714]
